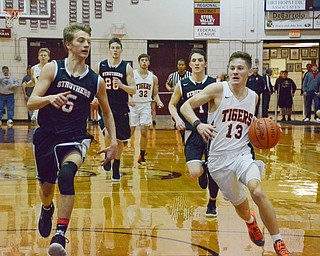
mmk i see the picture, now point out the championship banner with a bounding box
[194,0,220,39]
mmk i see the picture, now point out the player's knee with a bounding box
[58,161,78,195]
[250,187,265,205]
[188,167,202,179]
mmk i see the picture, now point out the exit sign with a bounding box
[289,30,301,38]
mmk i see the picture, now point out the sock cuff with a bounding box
[57,218,70,226]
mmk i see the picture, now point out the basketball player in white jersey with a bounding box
[23,48,51,124]
[180,51,291,256]
[130,53,163,164]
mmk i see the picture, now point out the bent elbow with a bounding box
[27,100,35,110]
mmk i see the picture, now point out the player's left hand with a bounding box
[97,143,117,166]
[157,101,164,108]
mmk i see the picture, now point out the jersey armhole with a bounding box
[52,60,58,81]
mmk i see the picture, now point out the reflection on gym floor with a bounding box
[0,122,319,255]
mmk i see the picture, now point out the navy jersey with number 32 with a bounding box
[38,59,99,136]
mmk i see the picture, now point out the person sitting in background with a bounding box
[274,70,296,121]
[0,66,20,127]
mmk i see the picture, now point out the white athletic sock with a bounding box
[271,234,282,243]
[245,214,254,224]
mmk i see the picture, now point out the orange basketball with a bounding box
[248,118,281,149]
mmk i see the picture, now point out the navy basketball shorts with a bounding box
[184,130,207,163]
[33,128,93,184]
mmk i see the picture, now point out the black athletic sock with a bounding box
[112,159,120,171]
[208,173,219,199]
[140,150,146,158]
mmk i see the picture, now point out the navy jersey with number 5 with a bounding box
[178,75,216,130]
[38,59,99,136]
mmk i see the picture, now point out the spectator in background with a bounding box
[217,73,228,82]
[165,59,192,92]
[246,65,264,117]
[21,65,33,121]
[302,63,320,122]
[0,66,20,127]
[275,70,296,121]
[262,68,273,118]
[302,63,312,116]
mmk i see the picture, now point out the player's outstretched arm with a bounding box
[96,77,117,165]
[168,83,185,131]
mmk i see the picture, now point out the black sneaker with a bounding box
[198,161,208,189]
[205,205,217,217]
[48,234,67,256]
[38,203,54,238]
[137,155,146,165]
[103,161,111,171]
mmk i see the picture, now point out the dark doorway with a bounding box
[147,40,207,115]
[27,38,90,66]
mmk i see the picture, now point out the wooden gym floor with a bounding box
[0,116,319,255]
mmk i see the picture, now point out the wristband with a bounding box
[193,119,201,129]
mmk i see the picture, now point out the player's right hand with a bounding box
[175,119,186,131]
[50,91,71,109]
[197,123,216,143]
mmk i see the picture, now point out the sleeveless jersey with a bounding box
[99,59,129,112]
[38,59,99,136]
[207,81,256,155]
[132,69,154,103]
[33,64,42,82]
[178,75,216,131]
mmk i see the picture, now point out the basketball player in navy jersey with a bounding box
[168,48,219,217]
[129,53,163,165]
[27,23,117,255]
[181,51,291,256]
[93,37,136,181]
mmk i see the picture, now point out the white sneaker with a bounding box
[7,119,13,126]
[315,118,320,122]
[303,118,310,122]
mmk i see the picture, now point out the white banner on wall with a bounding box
[194,0,220,39]
[314,11,320,28]
[265,0,306,11]
[265,11,313,29]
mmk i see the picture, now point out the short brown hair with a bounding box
[138,53,150,62]
[228,51,252,68]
